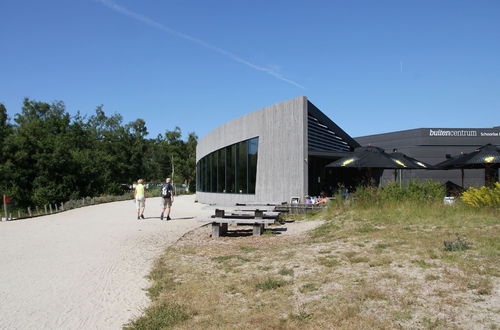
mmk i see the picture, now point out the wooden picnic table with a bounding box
[208,209,280,237]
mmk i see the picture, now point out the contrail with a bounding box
[95,0,305,89]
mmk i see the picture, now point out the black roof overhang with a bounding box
[308,150,352,159]
[307,101,360,150]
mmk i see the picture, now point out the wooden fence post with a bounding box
[44,205,48,214]
[28,207,32,217]
[36,206,39,215]
[18,210,21,219]
[61,203,64,211]
[49,204,53,214]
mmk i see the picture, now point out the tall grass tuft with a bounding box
[255,278,289,291]
[124,302,190,329]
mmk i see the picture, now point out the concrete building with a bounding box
[355,127,500,187]
[196,96,360,205]
[196,96,499,205]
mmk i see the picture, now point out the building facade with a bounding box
[196,96,360,205]
[355,127,500,187]
[197,97,499,205]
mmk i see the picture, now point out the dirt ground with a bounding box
[0,195,214,330]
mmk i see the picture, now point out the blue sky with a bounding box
[1,0,499,139]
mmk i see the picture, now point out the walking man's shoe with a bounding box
[137,216,140,220]
[166,216,171,221]
[140,214,145,219]
[160,213,164,220]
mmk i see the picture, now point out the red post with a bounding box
[3,195,9,221]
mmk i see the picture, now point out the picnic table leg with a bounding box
[221,223,228,236]
[212,223,221,237]
[252,223,264,236]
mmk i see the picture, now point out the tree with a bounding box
[183,132,198,191]
[0,98,197,207]
[0,104,12,197]
[4,99,73,206]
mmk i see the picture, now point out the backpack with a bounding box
[161,184,172,198]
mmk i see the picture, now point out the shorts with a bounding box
[161,197,172,208]
[135,197,145,209]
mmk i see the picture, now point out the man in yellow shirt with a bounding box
[134,179,146,220]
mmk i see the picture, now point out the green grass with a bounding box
[254,278,290,291]
[299,283,319,293]
[211,254,251,263]
[278,267,294,276]
[239,245,258,253]
[124,303,190,329]
[316,256,341,267]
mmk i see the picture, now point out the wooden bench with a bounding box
[209,209,279,237]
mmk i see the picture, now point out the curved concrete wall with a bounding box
[196,96,308,205]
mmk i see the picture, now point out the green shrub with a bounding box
[461,183,500,208]
[145,186,161,198]
[352,181,445,207]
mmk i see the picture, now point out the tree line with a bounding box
[0,98,197,208]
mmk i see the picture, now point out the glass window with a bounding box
[217,149,225,192]
[226,144,235,193]
[196,137,258,194]
[196,162,200,191]
[206,155,211,193]
[203,156,207,193]
[211,152,217,192]
[236,141,247,193]
[248,137,258,194]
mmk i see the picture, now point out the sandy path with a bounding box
[0,195,213,330]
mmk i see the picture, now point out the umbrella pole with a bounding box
[461,168,464,187]
[484,164,497,187]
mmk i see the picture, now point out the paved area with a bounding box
[0,195,213,329]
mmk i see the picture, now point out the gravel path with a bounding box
[0,195,213,330]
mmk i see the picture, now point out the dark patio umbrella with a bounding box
[326,146,424,169]
[436,144,500,169]
[325,146,427,187]
[389,152,435,170]
[436,144,500,187]
[388,152,435,185]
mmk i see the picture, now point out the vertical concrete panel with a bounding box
[196,96,308,205]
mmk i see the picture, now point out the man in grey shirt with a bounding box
[160,178,174,220]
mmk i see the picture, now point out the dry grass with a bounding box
[126,201,499,329]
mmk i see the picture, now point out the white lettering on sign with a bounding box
[429,129,477,137]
